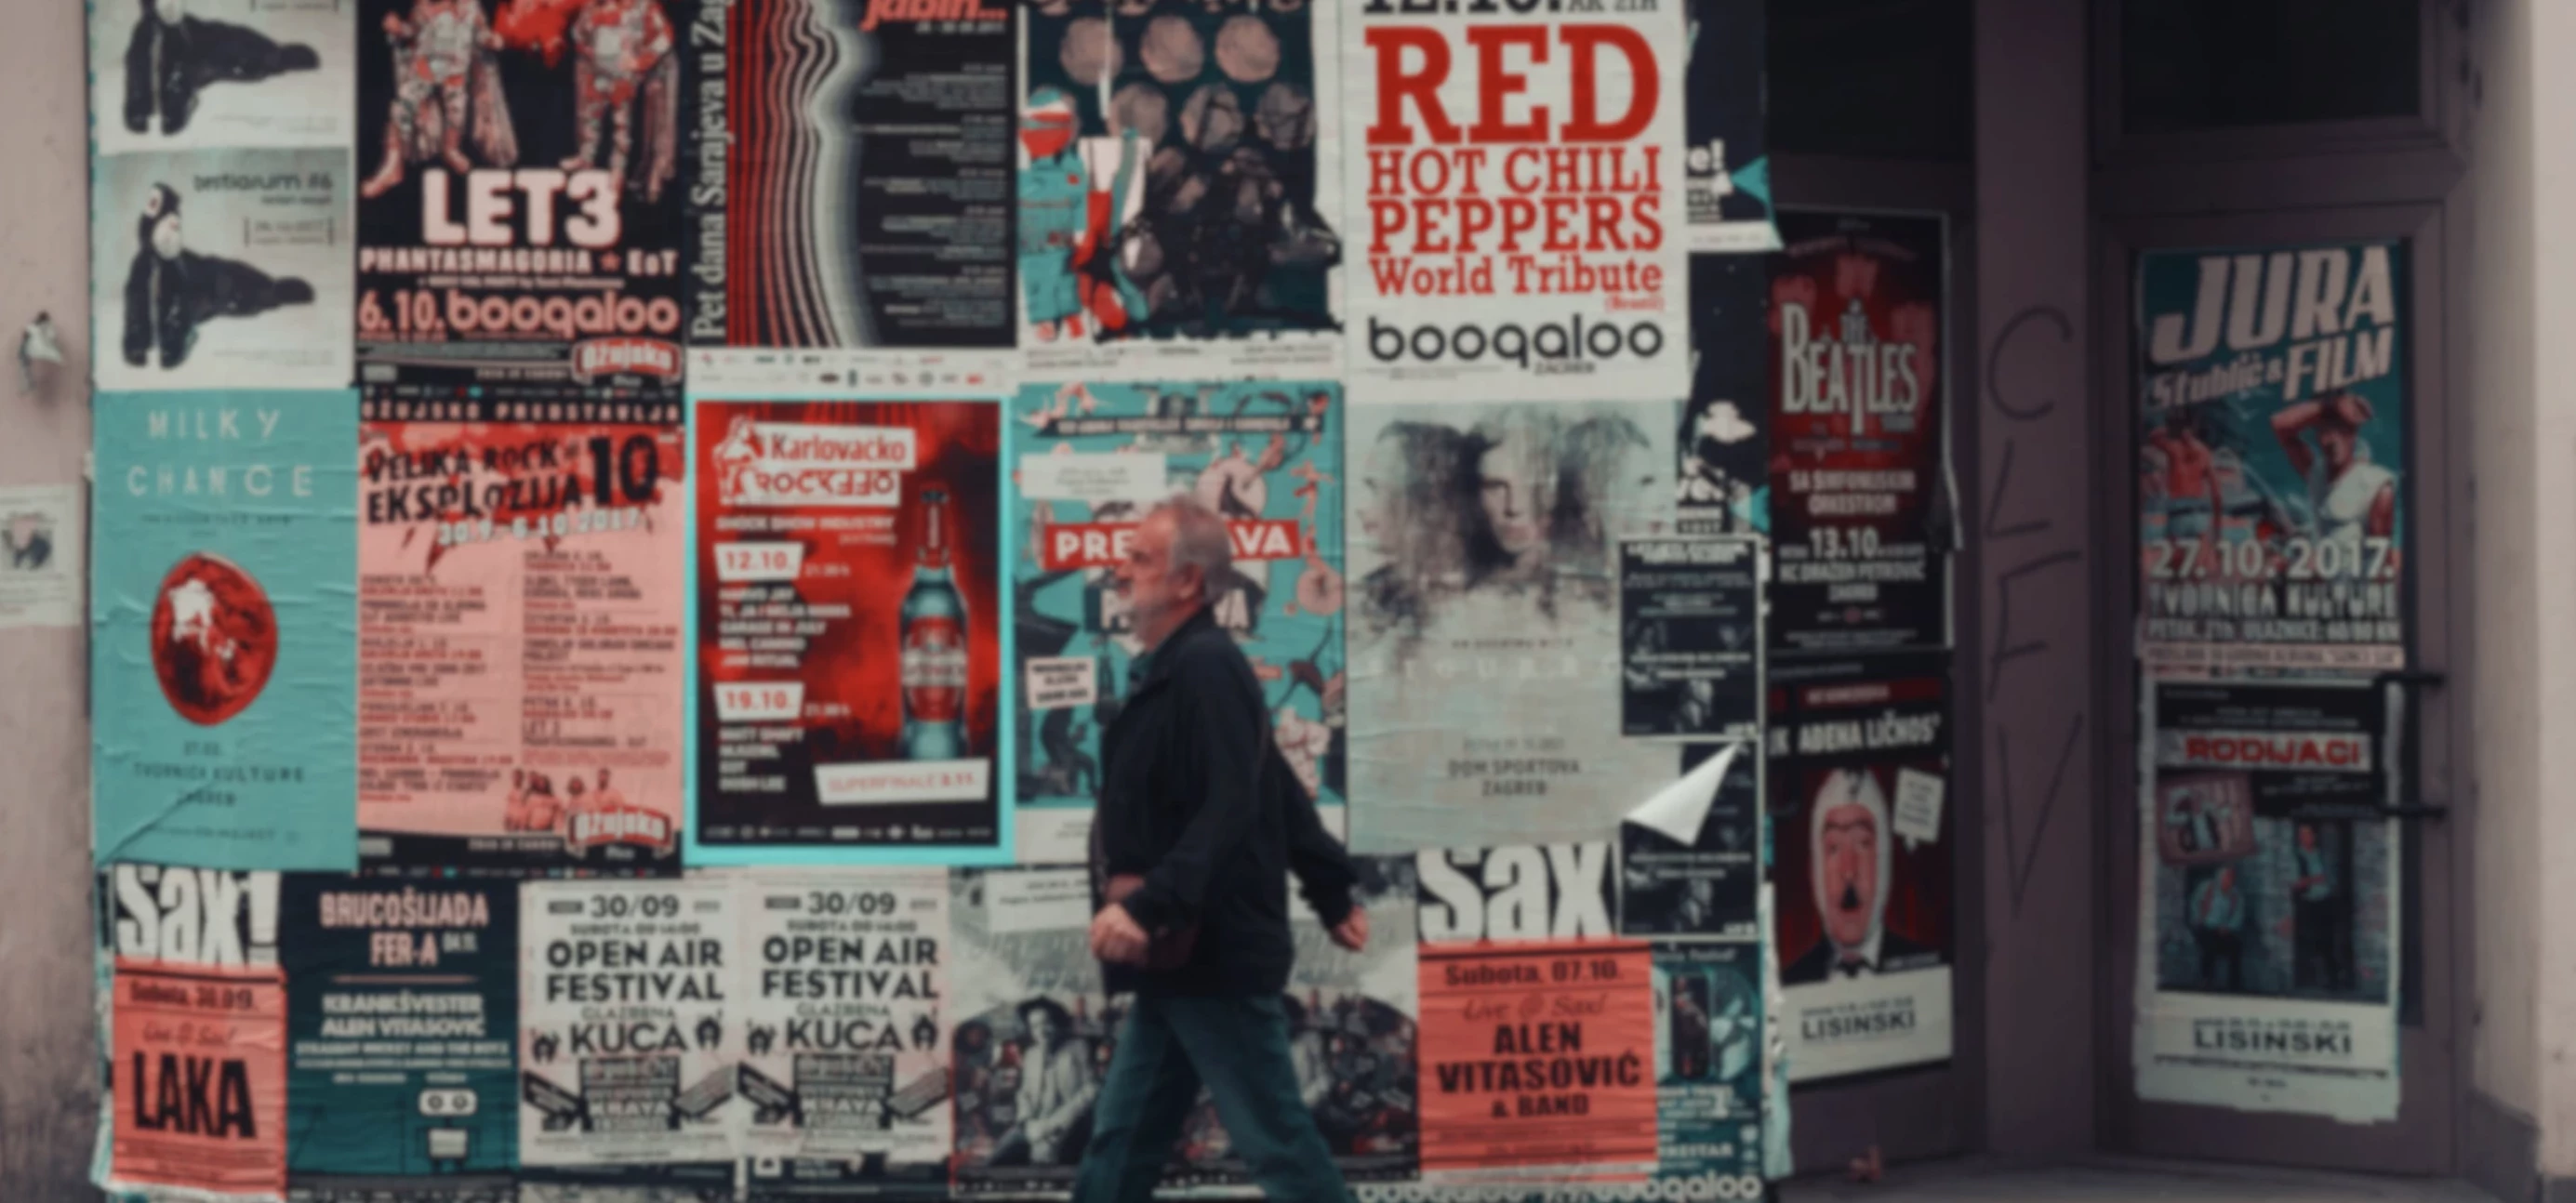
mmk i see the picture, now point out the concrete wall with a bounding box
[0,0,101,1199]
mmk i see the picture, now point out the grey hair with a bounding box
[1152,494,1233,591]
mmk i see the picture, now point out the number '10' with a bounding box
[586,435,659,506]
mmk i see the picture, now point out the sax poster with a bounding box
[1344,0,1690,403]
[353,0,694,392]
[1009,380,1345,865]
[1683,0,1773,254]
[1680,252,1769,537]
[93,148,357,392]
[91,0,352,154]
[737,870,953,1173]
[1768,210,1946,655]
[2136,241,2408,679]
[356,394,689,877]
[1651,940,1766,1194]
[518,879,741,1167]
[2132,681,2401,1123]
[1346,398,1681,854]
[281,877,520,1191]
[1412,842,1656,1184]
[1017,0,1347,379]
[93,392,359,872]
[948,867,1108,1196]
[99,865,291,1200]
[693,0,1017,378]
[691,399,1006,863]
[1768,655,1954,1082]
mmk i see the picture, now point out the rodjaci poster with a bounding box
[948,867,1108,1196]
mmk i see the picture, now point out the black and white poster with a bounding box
[91,0,353,155]
[1680,252,1770,537]
[1620,743,1760,942]
[948,867,1107,1196]
[1619,536,1761,742]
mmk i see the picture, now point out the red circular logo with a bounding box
[148,552,279,726]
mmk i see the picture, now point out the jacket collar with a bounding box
[1131,604,1217,693]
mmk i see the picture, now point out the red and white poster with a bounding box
[356,393,690,877]
[110,960,290,1199]
[690,398,1004,861]
[1344,0,1691,402]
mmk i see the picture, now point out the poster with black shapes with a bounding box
[354,0,695,393]
[1680,252,1770,538]
[1618,536,1761,742]
[283,878,519,1198]
[1683,0,1773,254]
[91,0,354,155]
[1619,743,1759,942]
[518,879,740,1168]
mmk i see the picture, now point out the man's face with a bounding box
[1477,435,1550,559]
[1357,433,1402,551]
[1817,800,1880,951]
[2298,825,2317,851]
[2317,419,2357,469]
[1110,509,1197,630]
[1029,1008,1061,1046]
[151,214,182,261]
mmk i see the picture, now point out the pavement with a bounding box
[1776,1157,2502,1202]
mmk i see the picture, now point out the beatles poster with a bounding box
[1620,744,1760,943]
[93,148,357,392]
[99,865,290,1200]
[691,398,1005,862]
[1652,941,1766,1194]
[353,0,695,392]
[356,394,688,876]
[1018,0,1346,379]
[1680,253,1770,537]
[948,867,1108,1196]
[2135,241,2408,679]
[91,0,352,154]
[93,392,359,871]
[737,869,953,1177]
[2132,681,2401,1122]
[1618,536,1761,742]
[1009,380,1345,864]
[1344,0,1690,403]
[1768,210,1946,655]
[282,877,519,1194]
[1413,842,1656,1184]
[1684,0,1774,254]
[693,0,1016,378]
[1346,398,1680,854]
[1767,655,1953,1081]
[518,878,741,1167]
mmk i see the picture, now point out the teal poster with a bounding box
[92,390,359,869]
[1008,381,1345,864]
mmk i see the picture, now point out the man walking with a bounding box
[1078,496,1366,1203]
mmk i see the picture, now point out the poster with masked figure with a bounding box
[91,0,352,154]
[1007,379,1345,865]
[1017,0,1347,381]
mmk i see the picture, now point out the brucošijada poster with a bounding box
[90,0,352,154]
[947,867,1107,1196]
[1682,0,1775,255]
[1009,379,1345,865]
[1345,398,1683,854]
[2132,680,2402,1123]
[352,0,695,393]
[1767,654,1954,1082]
[2135,241,2407,680]
[357,393,688,878]
[1343,0,1689,403]
[1017,0,1347,381]
[1768,209,1946,655]
[97,865,290,1201]
[737,869,952,1184]
[690,398,1007,863]
[690,0,1017,387]
[281,877,519,1196]
[518,878,740,1167]
[92,391,360,872]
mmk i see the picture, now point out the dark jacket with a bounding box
[1091,605,1356,998]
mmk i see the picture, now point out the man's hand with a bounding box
[1090,903,1149,965]
[1330,908,1368,952]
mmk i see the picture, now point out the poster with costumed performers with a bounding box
[356,392,688,878]
[354,0,696,393]
[1007,379,1344,865]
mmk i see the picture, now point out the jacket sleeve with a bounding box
[1283,760,1357,929]
[1118,644,1266,933]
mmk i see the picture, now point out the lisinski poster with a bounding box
[693,0,1016,378]
[738,870,952,1183]
[1010,380,1345,864]
[90,0,352,154]
[357,394,689,877]
[282,877,519,1195]
[353,0,695,392]
[1683,0,1774,254]
[1767,656,1954,1082]
[519,879,741,1167]
[2132,681,2401,1123]
[949,868,1108,1196]
[1344,0,1689,402]
[93,392,359,871]
[1347,399,1680,853]
[1017,0,1347,380]
[1768,210,1946,655]
[98,865,290,1201]
[691,398,1006,862]
[2135,242,2407,679]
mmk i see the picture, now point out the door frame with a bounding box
[2089,201,2463,1174]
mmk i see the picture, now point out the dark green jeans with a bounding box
[1072,992,1354,1203]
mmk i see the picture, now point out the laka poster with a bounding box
[93,391,359,871]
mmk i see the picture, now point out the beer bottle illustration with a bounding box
[900,489,969,760]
